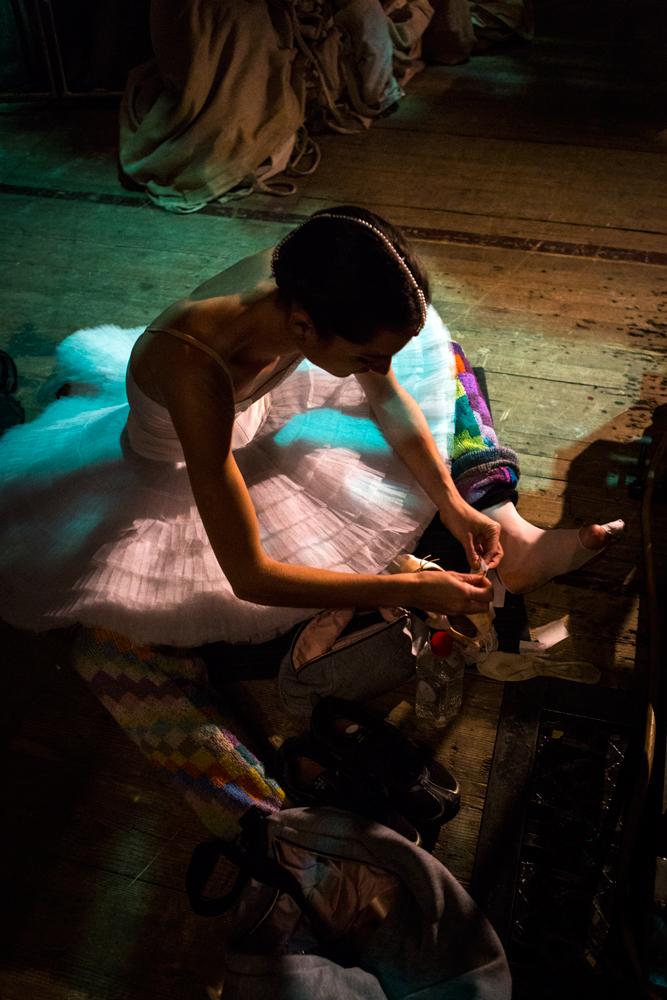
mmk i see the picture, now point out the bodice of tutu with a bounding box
[125,370,185,461]
[124,343,302,462]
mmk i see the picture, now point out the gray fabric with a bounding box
[224,954,387,1000]
[278,610,416,716]
[221,808,511,999]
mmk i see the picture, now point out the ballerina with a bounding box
[0,205,622,837]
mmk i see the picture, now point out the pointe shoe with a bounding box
[494,518,625,596]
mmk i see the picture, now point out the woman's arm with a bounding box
[159,345,491,615]
[356,367,502,568]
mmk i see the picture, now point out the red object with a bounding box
[430,630,454,657]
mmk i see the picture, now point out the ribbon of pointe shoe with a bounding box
[477,651,601,684]
[389,555,599,682]
[478,617,599,683]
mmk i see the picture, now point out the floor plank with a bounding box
[290,129,667,235]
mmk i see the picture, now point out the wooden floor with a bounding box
[2,2,666,996]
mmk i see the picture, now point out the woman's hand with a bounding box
[440,500,503,571]
[416,568,493,616]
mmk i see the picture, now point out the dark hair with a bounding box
[271,205,431,343]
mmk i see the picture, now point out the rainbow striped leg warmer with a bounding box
[450,341,520,508]
[72,627,285,840]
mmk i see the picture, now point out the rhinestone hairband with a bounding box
[271,213,428,329]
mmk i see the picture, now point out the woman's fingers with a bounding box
[465,528,503,572]
[479,529,503,569]
[477,539,503,571]
[422,570,493,615]
[456,571,493,605]
[464,531,478,568]
[484,542,503,570]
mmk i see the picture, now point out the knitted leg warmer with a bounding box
[449,341,520,508]
[72,627,285,840]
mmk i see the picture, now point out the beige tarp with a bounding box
[119,1,303,212]
[119,0,434,212]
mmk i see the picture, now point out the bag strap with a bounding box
[185,807,331,939]
[186,838,250,917]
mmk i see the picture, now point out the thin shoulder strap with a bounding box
[146,326,233,379]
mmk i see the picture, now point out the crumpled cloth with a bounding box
[119,0,434,211]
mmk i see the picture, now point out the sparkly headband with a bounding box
[271,213,428,329]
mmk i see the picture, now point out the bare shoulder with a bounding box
[143,246,273,339]
[129,318,234,413]
[131,246,275,405]
[189,247,274,301]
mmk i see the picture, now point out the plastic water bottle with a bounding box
[415,629,465,728]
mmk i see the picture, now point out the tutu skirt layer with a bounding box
[0,310,456,646]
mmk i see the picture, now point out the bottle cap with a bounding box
[430,630,454,657]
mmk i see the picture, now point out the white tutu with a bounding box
[0,307,456,646]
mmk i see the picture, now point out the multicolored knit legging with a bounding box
[73,341,519,841]
[72,628,286,841]
[449,341,519,508]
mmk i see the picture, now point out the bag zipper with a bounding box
[291,612,410,672]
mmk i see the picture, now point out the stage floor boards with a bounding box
[1,3,666,996]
